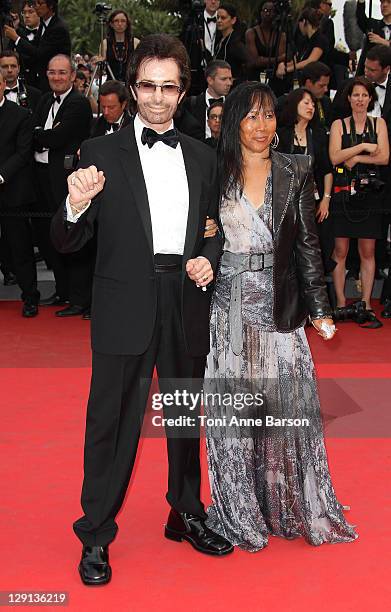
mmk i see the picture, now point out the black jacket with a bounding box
[15,15,71,91]
[32,90,92,205]
[356,1,390,74]
[50,122,222,356]
[183,92,206,133]
[277,125,332,198]
[269,151,332,330]
[90,111,133,138]
[0,99,35,209]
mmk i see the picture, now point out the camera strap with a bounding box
[349,116,376,145]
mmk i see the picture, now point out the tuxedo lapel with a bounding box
[180,135,201,265]
[271,151,294,236]
[117,123,154,257]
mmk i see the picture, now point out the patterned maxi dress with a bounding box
[204,175,358,551]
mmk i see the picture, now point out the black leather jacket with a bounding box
[270,150,332,331]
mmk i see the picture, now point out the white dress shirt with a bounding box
[134,114,189,255]
[204,10,217,55]
[34,86,73,164]
[4,81,18,104]
[67,114,190,256]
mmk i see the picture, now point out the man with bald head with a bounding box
[32,54,92,314]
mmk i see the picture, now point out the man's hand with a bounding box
[186,256,213,288]
[368,32,389,46]
[204,216,218,238]
[4,25,18,41]
[68,165,105,212]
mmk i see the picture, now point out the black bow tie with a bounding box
[108,122,120,131]
[376,83,386,90]
[27,28,39,33]
[53,95,61,104]
[207,16,217,24]
[208,97,224,107]
[141,127,179,149]
[4,87,18,95]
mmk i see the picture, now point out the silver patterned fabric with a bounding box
[205,175,358,551]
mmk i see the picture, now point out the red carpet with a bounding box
[1,302,390,610]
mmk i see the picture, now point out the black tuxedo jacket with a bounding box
[90,111,133,138]
[32,90,92,205]
[51,122,222,357]
[184,92,207,134]
[16,16,71,91]
[24,84,42,112]
[0,99,35,209]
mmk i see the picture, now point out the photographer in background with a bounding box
[4,0,71,92]
[328,76,389,327]
[0,50,41,112]
[100,9,140,83]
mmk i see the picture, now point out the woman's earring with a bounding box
[270,132,279,149]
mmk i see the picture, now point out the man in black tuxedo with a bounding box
[90,80,132,139]
[184,59,232,139]
[4,0,71,92]
[0,72,38,317]
[364,44,391,301]
[51,34,233,586]
[356,0,391,73]
[0,50,41,112]
[32,54,92,314]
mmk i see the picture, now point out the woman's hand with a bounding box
[316,198,330,223]
[204,217,218,238]
[362,142,378,155]
[276,62,286,78]
[312,318,336,341]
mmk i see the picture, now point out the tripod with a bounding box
[270,6,299,93]
[86,13,116,114]
[182,8,208,95]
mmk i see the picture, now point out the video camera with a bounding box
[354,169,385,194]
[93,2,112,17]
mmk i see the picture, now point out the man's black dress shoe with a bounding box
[55,305,85,317]
[165,508,234,556]
[82,308,91,320]
[79,545,111,586]
[39,293,68,307]
[381,299,391,319]
[3,271,17,286]
[22,302,38,318]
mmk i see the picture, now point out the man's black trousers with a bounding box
[73,263,207,546]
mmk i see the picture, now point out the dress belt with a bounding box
[221,251,274,356]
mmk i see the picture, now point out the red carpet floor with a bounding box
[0,301,390,611]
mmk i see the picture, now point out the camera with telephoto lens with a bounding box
[93,2,112,16]
[354,169,385,193]
[64,154,79,172]
[333,300,368,324]
[273,0,292,15]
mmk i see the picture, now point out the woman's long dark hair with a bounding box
[219,81,276,198]
[279,87,315,127]
[107,9,133,47]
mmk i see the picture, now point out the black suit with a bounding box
[32,89,92,302]
[183,92,207,135]
[0,99,38,303]
[356,2,391,74]
[51,121,222,545]
[15,15,71,92]
[90,110,133,138]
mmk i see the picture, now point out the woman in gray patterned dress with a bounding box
[204,82,358,551]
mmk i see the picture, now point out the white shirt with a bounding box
[205,90,225,138]
[370,72,389,118]
[105,112,124,135]
[134,113,189,255]
[67,115,190,256]
[34,87,73,164]
[204,10,217,55]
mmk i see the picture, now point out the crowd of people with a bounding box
[0,0,390,325]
